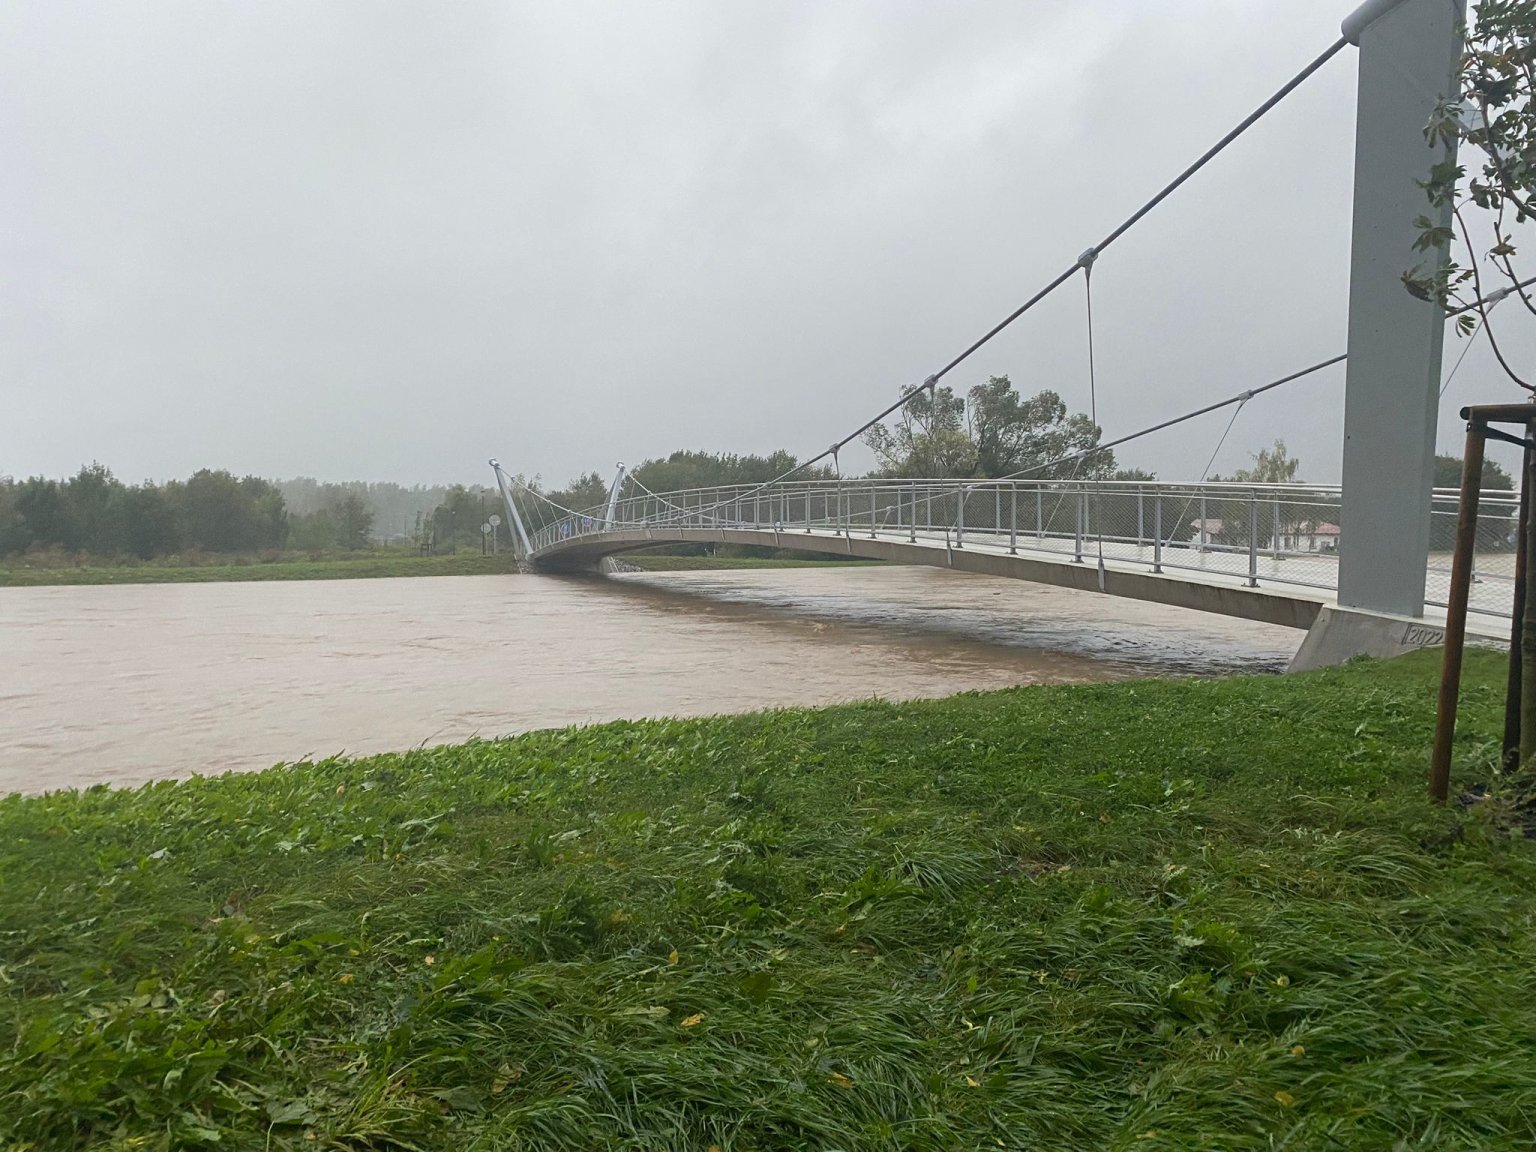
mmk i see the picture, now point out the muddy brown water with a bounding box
[0,566,1302,793]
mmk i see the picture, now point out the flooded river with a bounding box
[0,566,1302,793]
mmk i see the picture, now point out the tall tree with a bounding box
[330,493,375,550]
[866,376,1112,479]
[1228,439,1302,485]
[113,483,180,559]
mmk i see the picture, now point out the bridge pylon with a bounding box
[1336,0,1465,618]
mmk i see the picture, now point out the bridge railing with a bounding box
[527,478,1520,619]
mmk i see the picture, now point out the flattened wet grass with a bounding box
[2,650,1534,1150]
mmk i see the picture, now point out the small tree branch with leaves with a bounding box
[1407,0,1536,388]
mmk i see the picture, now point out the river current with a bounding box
[0,566,1302,793]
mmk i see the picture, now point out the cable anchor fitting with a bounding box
[1077,247,1099,270]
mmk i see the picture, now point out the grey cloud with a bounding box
[3,0,1531,489]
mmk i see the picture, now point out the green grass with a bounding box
[3,651,1535,1150]
[623,554,884,571]
[0,553,517,587]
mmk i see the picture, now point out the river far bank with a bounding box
[2,649,1532,1148]
[0,552,873,587]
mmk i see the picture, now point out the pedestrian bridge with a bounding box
[520,478,1518,632]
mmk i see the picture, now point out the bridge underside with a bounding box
[532,526,1326,631]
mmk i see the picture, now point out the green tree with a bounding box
[865,384,974,478]
[113,483,180,559]
[1408,0,1536,386]
[180,470,287,552]
[65,462,124,553]
[14,477,68,550]
[1433,453,1515,492]
[866,377,1111,479]
[330,492,375,550]
[429,485,491,552]
[0,477,28,555]
[1229,439,1302,485]
[630,450,812,493]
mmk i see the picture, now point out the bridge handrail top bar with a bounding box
[600,477,1515,497]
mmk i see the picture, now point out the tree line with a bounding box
[19,377,1499,562]
[0,466,376,559]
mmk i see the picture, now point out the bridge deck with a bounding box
[531,523,1510,632]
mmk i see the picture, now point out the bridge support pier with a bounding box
[1289,605,1447,673]
[1336,0,1464,618]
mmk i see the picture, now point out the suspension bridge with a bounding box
[491,0,1521,668]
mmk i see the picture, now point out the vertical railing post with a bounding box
[994,487,1001,544]
[956,486,965,548]
[870,482,878,538]
[1153,494,1163,573]
[1009,484,1017,554]
[909,485,917,543]
[1247,490,1259,588]
[1272,496,1282,560]
[1198,493,1207,552]
[1036,488,1043,542]
[1074,489,1084,563]
[1137,489,1145,549]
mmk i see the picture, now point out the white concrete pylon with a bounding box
[1336,0,1466,617]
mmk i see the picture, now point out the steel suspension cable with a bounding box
[994,354,1347,483]
[646,36,1349,524]
[926,36,1348,386]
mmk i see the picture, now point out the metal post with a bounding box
[1198,494,1207,552]
[1247,491,1259,588]
[1074,490,1084,563]
[1430,417,1486,802]
[1272,497,1282,560]
[1153,495,1163,573]
[604,462,627,527]
[994,487,1001,543]
[1338,0,1465,615]
[1036,488,1043,542]
[1009,485,1017,554]
[870,483,878,538]
[1137,489,1145,550]
[909,485,917,543]
[956,487,965,548]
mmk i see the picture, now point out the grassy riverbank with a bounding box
[0,553,516,587]
[4,651,1535,1149]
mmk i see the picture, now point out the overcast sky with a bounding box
[4,0,1532,489]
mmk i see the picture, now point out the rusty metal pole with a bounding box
[1504,424,1532,771]
[1431,417,1487,802]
